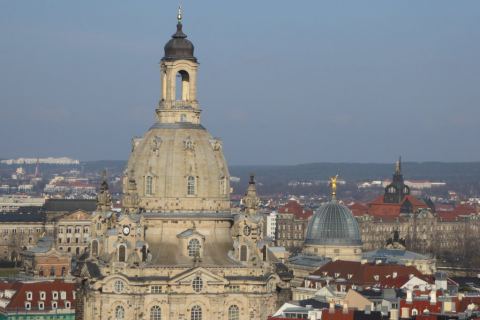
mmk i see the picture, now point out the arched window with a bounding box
[150,305,161,320]
[118,245,126,262]
[228,305,240,320]
[115,305,125,320]
[92,240,98,257]
[188,239,200,257]
[412,309,418,316]
[191,305,202,320]
[176,70,190,101]
[187,176,195,195]
[240,245,248,262]
[75,247,80,255]
[146,176,153,196]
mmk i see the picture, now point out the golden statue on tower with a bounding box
[330,174,339,199]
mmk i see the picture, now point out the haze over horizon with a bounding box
[1,1,479,165]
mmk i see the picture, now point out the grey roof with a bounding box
[0,212,45,222]
[143,211,233,220]
[289,254,331,268]
[26,236,54,253]
[43,199,96,212]
[163,22,196,61]
[362,248,430,264]
[305,200,362,246]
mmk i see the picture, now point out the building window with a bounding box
[92,240,99,257]
[228,305,240,320]
[240,245,248,262]
[38,301,44,310]
[192,276,203,293]
[52,291,58,300]
[40,291,46,300]
[118,245,126,262]
[114,280,125,293]
[150,305,161,320]
[191,305,202,320]
[26,291,32,300]
[188,239,200,257]
[65,301,71,309]
[151,285,162,294]
[187,176,196,195]
[25,302,31,310]
[52,301,58,309]
[60,291,66,300]
[50,266,55,277]
[115,305,125,320]
[146,176,153,195]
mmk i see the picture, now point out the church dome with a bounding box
[305,200,362,246]
[125,123,230,213]
[163,23,196,61]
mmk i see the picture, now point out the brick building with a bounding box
[275,198,313,251]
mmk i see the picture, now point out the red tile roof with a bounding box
[311,260,424,288]
[278,200,313,220]
[0,279,76,312]
[367,195,428,219]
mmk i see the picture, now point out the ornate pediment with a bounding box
[169,267,228,285]
[176,228,205,240]
[60,209,91,221]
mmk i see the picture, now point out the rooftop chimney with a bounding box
[406,290,413,304]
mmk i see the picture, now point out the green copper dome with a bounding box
[305,200,362,246]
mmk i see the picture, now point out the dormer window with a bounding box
[52,291,58,300]
[65,301,71,309]
[188,239,200,257]
[38,301,44,310]
[40,291,46,300]
[26,291,32,300]
[60,291,66,300]
[374,275,379,281]
[334,273,340,278]
[347,274,353,279]
[52,301,57,310]
[25,302,31,310]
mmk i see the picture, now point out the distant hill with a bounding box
[79,160,480,195]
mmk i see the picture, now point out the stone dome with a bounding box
[305,200,362,246]
[163,23,196,61]
[124,122,230,213]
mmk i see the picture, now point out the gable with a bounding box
[169,267,228,285]
[60,209,91,221]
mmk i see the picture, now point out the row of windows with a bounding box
[58,237,88,244]
[115,304,239,320]
[25,300,71,310]
[58,226,89,234]
[145,176,197,196]
[26,290,72,301]
[1,228,42,234]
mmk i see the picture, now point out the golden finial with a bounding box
[177,5,183,24]
[329,174,339,200]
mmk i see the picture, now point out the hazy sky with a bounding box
[1,1,479,165]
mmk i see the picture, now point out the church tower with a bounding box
[123,7,230,213]
[384,157,410,203]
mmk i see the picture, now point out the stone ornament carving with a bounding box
[184,137,195,151]
[210,138,222,151]
[151,136,162,155]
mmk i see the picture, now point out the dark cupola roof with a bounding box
[163,7,196,62]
